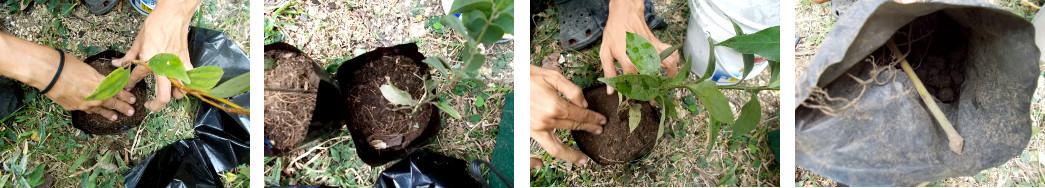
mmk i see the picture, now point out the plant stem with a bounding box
[886,39,963,155]
[129,60,250,116]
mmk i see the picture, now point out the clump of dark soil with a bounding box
[573,85,660,165]
[344,55,432,152]
[263,48,321,156]
[888,12,968,103]
[71,51,148,135]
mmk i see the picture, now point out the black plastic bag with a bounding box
[795,0,1039,186]
[374,150,481,188]
[123,27,251,188]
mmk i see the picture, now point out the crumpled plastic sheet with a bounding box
[374,150,481,188]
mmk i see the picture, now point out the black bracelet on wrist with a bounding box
[40,48,64,94]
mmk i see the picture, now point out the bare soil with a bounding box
[344,55,431,152]
[573,85,659,165]
[264,48,321,156]
[71,51,148,135]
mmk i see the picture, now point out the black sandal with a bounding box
[557,0,669,51]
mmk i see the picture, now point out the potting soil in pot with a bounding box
[71,51,149,135]
[263,49,320,155]
[344,55,433,152]
[573,85,660,165]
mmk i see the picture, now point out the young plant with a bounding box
[601,23,780,142]
[407,0,515,119]
[85,53,250,115]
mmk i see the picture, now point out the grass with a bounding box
[263,0,514,186]
[794,0,1045,186]
[528,0,780,186]
[0,0,249,186]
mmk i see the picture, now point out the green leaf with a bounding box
[28,164,43,186]
[628,104,641,133]
[440,15,469,39]
[716,162,740,186]
[689,81,734,124]
[84,67,130,101]
[434,101,461,119]
[264,58,276,70]
[705,120,719,156]
[185,66,224,90]
[670,54,692,85]
[654,96,673,140]
[769,60,780,89]
[68,151,89,173]
[492,12,514,34]
[715,26,780,62]
[461,41,486,78]
[208,72,250,98]
[422,57,450,76]
[624,32,662,75]
[147,53,191,84]
[597,74,664,101]
[729,18,745,36]
[447,0,493,15]
[740,53,754,83]
[697,37,717,83]
[465,10,504,45]
[659,43,682,61]
[379,83,418,106]
[732,94,761,136]
[433,22,443,30]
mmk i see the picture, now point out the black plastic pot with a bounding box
[335,43,442,166]
[71,50,149,135]
[572,84,660,165]
[263,42,344,156]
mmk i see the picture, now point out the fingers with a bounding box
[543,73,587,108]
[550,119,604,134]
[552,103,607,127]
[655,42,680,77]
[612,45,638,75]
[102,97,135,117]
[146,77,172,111]
[172,89,185,99]
[530,157,544,169]
[124,65,152,90]
[114,41,142,67]
[87,107,119,121]
[599,45,618,94]
[532,131,589,165]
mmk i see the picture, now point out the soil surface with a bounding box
[345,55,432,151]
[264,49,321,155]
[71,52,148,135]
[890,12,968,103]
[573,85,660,165]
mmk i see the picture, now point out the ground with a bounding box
[528,0,780,186]
[262,0,515,186]
[0,1,249,187]
[795,0,1045,186]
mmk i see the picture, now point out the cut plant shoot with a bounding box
[85,53,250,116]
[581,27,779,164]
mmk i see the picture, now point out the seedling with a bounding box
[602,22,780,141]
[409,0,515,119]
[85,53,250,115]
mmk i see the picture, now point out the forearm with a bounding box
[0,32,64,90]
[610,0,644,12]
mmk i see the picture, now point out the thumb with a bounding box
[114,42,142,67]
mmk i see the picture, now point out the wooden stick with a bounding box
[886,39,963,155]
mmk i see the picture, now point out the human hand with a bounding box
[113,1,197,112]
[530,65,607,165]
[47,55,136,121]
[598,0,679,94]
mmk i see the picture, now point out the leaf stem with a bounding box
[886,39,963,154]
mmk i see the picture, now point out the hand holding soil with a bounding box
[530,65,607,166]
[113,0,200,112]
[599,0,679,94]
